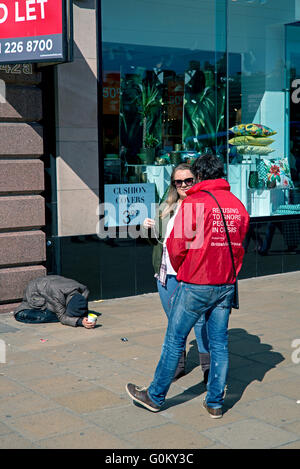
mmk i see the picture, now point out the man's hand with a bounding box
[82,317,95,329]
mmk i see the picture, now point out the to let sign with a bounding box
[0,0,69,63]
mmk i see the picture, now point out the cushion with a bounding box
[236,145,275,155]
[229,136,275,146]
[256,158,270,183]
[274,204,300,214]
[278,157,295,189]
[256,157,294,188]
[229,123,277,137]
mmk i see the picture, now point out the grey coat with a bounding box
[14,275,89,327]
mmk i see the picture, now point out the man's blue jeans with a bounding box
[157,275,209,355]
[148,282,234,409]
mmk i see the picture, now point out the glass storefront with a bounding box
[58,1,300,299]
[101,0,300,221]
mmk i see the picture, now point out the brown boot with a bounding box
[173,350,186,381]
[199,352,210,385]
[203,369,209,385]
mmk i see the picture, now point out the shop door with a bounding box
[41,66,60,275]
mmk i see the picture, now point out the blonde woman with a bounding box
[143,163,210,382]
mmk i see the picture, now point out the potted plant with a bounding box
[143,133,159,164]
[183,85,226,151]
[139,84,160,146]
[120,73,162,163]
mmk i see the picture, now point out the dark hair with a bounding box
[191,153,225,181]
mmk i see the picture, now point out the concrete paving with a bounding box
[0,271,300,449]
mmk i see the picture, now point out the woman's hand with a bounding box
[143,218,155,229]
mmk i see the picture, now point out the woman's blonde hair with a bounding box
[160,163,194,219]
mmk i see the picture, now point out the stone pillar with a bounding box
[0,64,46,314]
[55,1,99,237]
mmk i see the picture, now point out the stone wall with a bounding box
[0,64,46,313]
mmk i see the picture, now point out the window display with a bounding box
[101,0,227,226]
[227,1,300,218]
[101,0,300,223]
[101,44,227,212]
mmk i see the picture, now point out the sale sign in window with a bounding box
[0,0,68,63]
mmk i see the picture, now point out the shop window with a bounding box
[101,0,226,228]
[101,0,300,225]
[227,0,300,218]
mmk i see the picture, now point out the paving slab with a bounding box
[36,426,133,449]
[202,418,299,449]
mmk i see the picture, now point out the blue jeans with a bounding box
[148,282,234,409]
[157,276,209,355]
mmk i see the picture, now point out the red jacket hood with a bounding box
[187,178,231,196]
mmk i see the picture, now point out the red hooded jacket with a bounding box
[166,179,250,285]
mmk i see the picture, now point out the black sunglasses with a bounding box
[173,177,194,188]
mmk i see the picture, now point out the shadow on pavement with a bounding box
[162,328,285,412]
[223,328,285,413]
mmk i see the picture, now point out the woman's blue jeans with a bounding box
[149,282,234,409]
[157,276,209,355]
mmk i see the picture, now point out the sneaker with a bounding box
[126,383,161,412]
[202,399,222,419]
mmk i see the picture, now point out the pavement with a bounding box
[0,271,300,450]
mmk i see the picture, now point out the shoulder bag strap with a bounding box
[200,189,237,281]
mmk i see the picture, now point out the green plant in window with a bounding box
[144,133,159,148]
[120,76,161,153]
[184,85,226,150]
[141,133,160,165]
[120,74,144,148]
[138,83,161,147]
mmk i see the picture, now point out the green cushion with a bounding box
[236,145,275,155]
[229,136,275,146]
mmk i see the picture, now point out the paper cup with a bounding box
[88,313,97,324]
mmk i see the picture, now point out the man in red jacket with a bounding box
[126,153,250,418]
